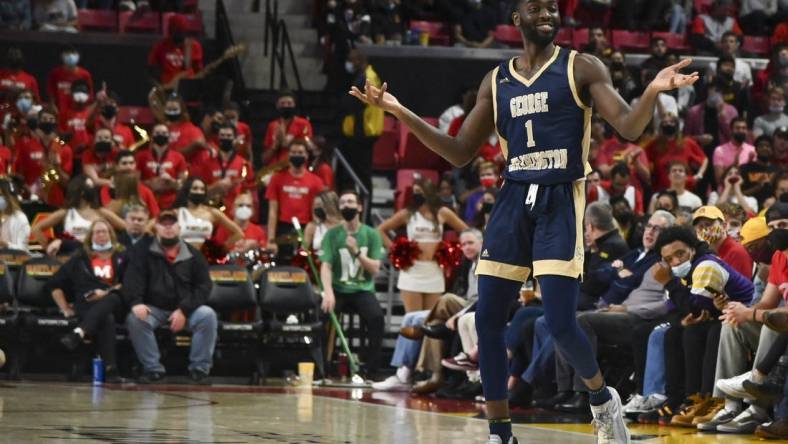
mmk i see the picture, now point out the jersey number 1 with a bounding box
[525,120,536,148]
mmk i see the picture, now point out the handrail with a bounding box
[216,0,247,95]
[332,148,371,222]
[263,0,303,98]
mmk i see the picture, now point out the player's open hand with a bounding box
[349,79,402,116]
[650,58,699,92]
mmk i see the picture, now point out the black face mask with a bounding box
[750,242,776,264]
[82,187,97,203]
[769,228,788,251]
[94,141,112,154]
[278,107,295,119]
[26,117,38,130]
[211,121,222,133]
[758,153,772,162]
[165,112,181,122]
[610,61,625,70]
[481,202,494,214]
[661,124,677,136]
[172,32,185,44]
[153,134,169,147]
[615,211,633,224]
[101,105,117,120]
[411,193,426,207]
[341,207,358,221]
[219,139,234,152]
[39,121,56,134]
[314,207,327,221]
[732,132,747,144]
[160,236,179,247]
[718,72,733,82]
[289,155,306,168]
[188,192,206,205]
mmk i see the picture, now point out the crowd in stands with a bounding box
[4,1,788,440]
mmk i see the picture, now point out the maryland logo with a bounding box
[210,269,249,283]
[268,271,307,284]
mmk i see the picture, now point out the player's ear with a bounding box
[512,11,520,27]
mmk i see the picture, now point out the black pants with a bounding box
[739,11,771,36]
[333,289,384,374]
[665,320,722,401]
[75,292,122,368]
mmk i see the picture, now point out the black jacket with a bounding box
[122,237,212,316]
[46,247,128,310]
[579,229,631,310]
[117,231,154,250]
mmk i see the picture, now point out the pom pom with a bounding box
[434,240,463,278]
[292,247,321,280]
[200,239,229,265]
[388,236,421,270]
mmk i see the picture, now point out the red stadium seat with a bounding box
[410,21,451,46]
[395,169,439,209]
[742,36,770,56]
[573,27,590,50]
[372,116,399,170]
[494,25,522,47]
[117,106,155,126]
[611,30,650,51]
[555,27,573,47]
[78,9,118,32]
[650,32,691,52]
[120,11,161,34]
[162,12,204,36]
[398,117,450,171]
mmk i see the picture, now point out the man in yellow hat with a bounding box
[692,205,753,279]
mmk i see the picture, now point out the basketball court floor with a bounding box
[1,381,785,443]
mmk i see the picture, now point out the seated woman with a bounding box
[48,219,127,383]
[32,175,127,256]
[173,177,244,250]
[0,179,31,251]
[304,190,341,255]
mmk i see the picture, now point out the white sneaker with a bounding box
[641,394,667,411]
[622,394,645,414]
[371,375,411,392]
[485,436,519,444]
[716,371,751,400]
[590,387,631,444]
[716,406,770,433]
[696,406,739,431]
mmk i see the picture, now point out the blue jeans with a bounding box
[390,310,428,368]
[668,4,687,34]
[126,305,218,374]
[643,323,669,397]
[521,315,556,385]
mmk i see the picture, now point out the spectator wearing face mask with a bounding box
[471,189,496,230]
[213,192,267,253]
[147,14,204,87]
[58,79,94,157]
[46,45,93,113]
[753,86,788,138]
[740,135,778,204]
[263,89,313,167]
[692,205,753,278]
[461,161,499,221]
[713,117,756,185]
[117,204,153,248]
[608,52,638,104]
[706,32,753,87]
[0,47,39,105]
[201,124,254,207]
[0,179,29,251]
[83,127,118,189]
[713,55,750,116]
[158,96,208,168]
[307,136,335,190]
[4,88,37,141]
[645,114,709,193]
[685,82,739,156]
[304,191,341,254]
[172,177,243,250]
[595,130,650,196]
[709,165,759,215]
[89,91,133,149]
[222,102,251,159]
[135,123,188,210]
[101,150,160,218]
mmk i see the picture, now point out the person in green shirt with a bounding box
[320,189,385,376]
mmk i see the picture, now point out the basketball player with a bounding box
[350,1,698,442]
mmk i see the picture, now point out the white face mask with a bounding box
[72,92,89,103]
[671,260,692,278]
[344,61,355,74]
[92,241,113,252]
[234,205,253,221]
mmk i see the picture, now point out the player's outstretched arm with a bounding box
[349,71,495,167]
[576,55,698,141]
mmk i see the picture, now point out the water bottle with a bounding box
[92,357,105,385]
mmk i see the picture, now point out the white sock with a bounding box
[73,327,85,338]
[725,398,742,413]
[396,366,411,383]
[752,369,766,384]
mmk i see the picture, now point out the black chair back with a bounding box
[258,266,319,313]
[207,264,256,311]
[0,260,14,305]
[15,256,61,308]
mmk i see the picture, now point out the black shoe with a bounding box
[104,366,125,384]
[508,380,533,408]
[421,323,453,340]
[435,376,466,399]
[444,380,483,400]
[555,391,589,413]
[742,379,783,404]
[59,332,82,351]
[531,390,572,409]
[189,369,212,385]
[137,372,165,384]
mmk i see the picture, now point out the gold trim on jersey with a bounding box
[532,180,586,278]
[491,65,509,158]
[508,46,561,88]
[581,107,593,176]
[476,259,531,282]
[568,50,592,110]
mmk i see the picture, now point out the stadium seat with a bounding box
[372,115,399,170]
[650,32,691,53]
[119,11,161,34]
[742,36,770,56]
[409,21,451,46]
[395,169,439,209]
[611,30,650,51]
[555,27,573,47]
[78,9,119,32]
[398,117,449,171]
[162,12,204,37]
[494,25,522,47]
[257,267,324,383]
[117,106,155,126]
[572,28,590,50]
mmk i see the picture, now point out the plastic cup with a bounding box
[298,362,315,386]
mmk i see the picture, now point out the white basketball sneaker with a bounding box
[590,387,632,443]
[485,435,519,444]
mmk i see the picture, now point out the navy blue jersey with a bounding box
[492,46,592,185]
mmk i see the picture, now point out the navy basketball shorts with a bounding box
[476,179,585,282]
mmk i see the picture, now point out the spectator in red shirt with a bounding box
[594,133,650,194]
[308,136,335,189]
[203,124,254,208]
[223,101,251,159]
[89,91,134,149]
[58,79,93,156]
[645,113,709,192]
[100,150,160,218]
[265,139,326,257]
[692,205,754,278]
[13,105,73,205]
[213,191,267,253]
[83,127,117,188]
[201,108,225,152]
[0,47,40,105]
[3,88,38,143]
[158,96,208,169]
[135,123,188,210]
[147,14,204,87]
[262,89,313,166]
[46,45,93,112]
[589,163,645,215]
